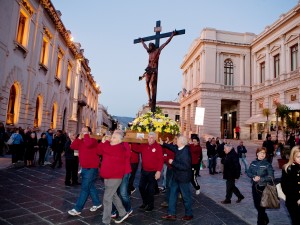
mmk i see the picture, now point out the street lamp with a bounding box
[229,113,232,138]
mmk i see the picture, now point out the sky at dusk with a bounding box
[51,0,298,117]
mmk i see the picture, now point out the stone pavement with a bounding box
[0,140,292,225]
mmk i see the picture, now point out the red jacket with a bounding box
[70,134,99,169]
[97,141,126,179]
[163,147,175,168]
[130,143,140,164]
[132,141,163,172]
[189,144,202,165]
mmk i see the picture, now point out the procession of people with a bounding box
[1,122,300,225]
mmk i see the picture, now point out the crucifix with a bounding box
[134,20,185,113]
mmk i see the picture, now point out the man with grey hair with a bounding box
[160,135,193,221]
[221,144,244,204]
[132,132,164,212]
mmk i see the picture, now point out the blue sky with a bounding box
[51,0,298,117]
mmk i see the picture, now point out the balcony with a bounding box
[78,94,87,107]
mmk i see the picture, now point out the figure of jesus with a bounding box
[139,31,176,106]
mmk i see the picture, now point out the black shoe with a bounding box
[221,200,231,204]
[236,195,245,203]
[72,182,81,185]
[50,164,55,169]
[139,204,147,209]
[65,183,71,186]
[144,205,153,212]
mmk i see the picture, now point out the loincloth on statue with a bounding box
[145,67,157,75]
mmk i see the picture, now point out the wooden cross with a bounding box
[134,20,185,113]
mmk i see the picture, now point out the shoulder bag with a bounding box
[259,177,280,209]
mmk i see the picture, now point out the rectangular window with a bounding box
[175,114,180,122]
[260,62,265,83]
[66,64,71,88]
[274,54,280,78]
[291,44,298,71]
[40,38,49,66]
[164,114,169,118]
[16,12,27,45]
[56,55,62,78]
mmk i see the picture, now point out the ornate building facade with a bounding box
[0,0,100,133]
[180,2,300,140]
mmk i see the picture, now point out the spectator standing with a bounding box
[237,140,248,174]
[68,127,102,216]
[160,135,193,221]
[221,144,244,204]
[37,133,48,166]
[281,146,300,225]
[64,133,80,186]
[10,128,24,163]
[51,130,65,169]
[235,125,240,139]
[287,132,296,149]
[25,132,38,166]
[44,129,53,165]
[207,138,217,175]
[247,147,274,225]
[189,137,202,194]
[262,134,275,164]
[0,122,8,156]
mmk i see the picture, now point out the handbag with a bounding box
[6,134,15,145]
[276,183,286,201]
[260,179,280,209]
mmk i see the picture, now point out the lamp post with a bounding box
[229,113,232,139]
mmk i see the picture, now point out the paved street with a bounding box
[0,140,292,225]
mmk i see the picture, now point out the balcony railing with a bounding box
[78,94,87,107]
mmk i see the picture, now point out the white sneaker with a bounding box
[127,209,133,216]
[114,213,129,224]
[90,204,102,212]
[78,169,82,174]
[196,189,201,195]
[68,209,81,216]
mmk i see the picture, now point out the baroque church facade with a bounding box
[0,0,100,133]
[180,2,300,140]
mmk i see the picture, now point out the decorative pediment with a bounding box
[285,34,298,44]
[257,53,266,61]
[270,45,280,53]
[43,26,53,39]
[21,0,34,16]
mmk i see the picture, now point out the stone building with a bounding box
[0,0,100,134]
[137,101,180,122]
[180,2,300,140]
[97,104,112,135]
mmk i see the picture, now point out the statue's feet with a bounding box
[148,99,152,106]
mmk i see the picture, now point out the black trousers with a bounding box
[128,163,138,193]
[252,184,268,225]
[65,157,79,184]
[139,170,156,208]
[286,201,300,225]
[52,151,62,167]
[38,148,46,165]
[225,179,243,201]
[191,164,200,190]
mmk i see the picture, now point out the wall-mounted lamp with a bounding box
[229,113,232,118]
[220,116,222,119]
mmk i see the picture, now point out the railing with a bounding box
[78,93,87,107]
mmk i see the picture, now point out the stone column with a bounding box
[265,45,270,81]
[280,35,286,74]
[253,53,257,86]
[216,51,220,83]
[239,100,251,140]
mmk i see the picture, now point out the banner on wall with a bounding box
[195,107,205,125]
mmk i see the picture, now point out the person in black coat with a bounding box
[64,133,80,186]
[221,144,244,204]
[38,133,48,166]
[281,146,300,225]
[207,138,217,175]
[51,130,66,169]
[160,135,193,221]
[262,134,275,164]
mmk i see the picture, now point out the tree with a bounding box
[262,108,271,133]
[275,103,290,141]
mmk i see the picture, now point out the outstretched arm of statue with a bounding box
[159,30,176,50]
[140,38,148,51]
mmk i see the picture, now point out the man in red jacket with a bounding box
[68,127,102,216]
[97,131,129,225]
[133,132,164,212]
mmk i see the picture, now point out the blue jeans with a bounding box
[168,178,192,216]
[112,173,132,213]
[239,157,248,172]
[74,168,101,211]
[162,163,167,188]
[165,167,173,202]
[208,156,217,174]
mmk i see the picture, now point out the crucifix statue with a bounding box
[134,21,185,113]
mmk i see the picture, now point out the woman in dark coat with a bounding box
[281,146,300,225]
[38,133,48,166]
[26,132,38,166]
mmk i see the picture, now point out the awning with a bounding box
[285,103,300,110]
[245,114,279,125]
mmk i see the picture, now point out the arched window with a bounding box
[34,96,43,128]
[50,103,57,129]
[6,85,17,125]
[224,59,233,86]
